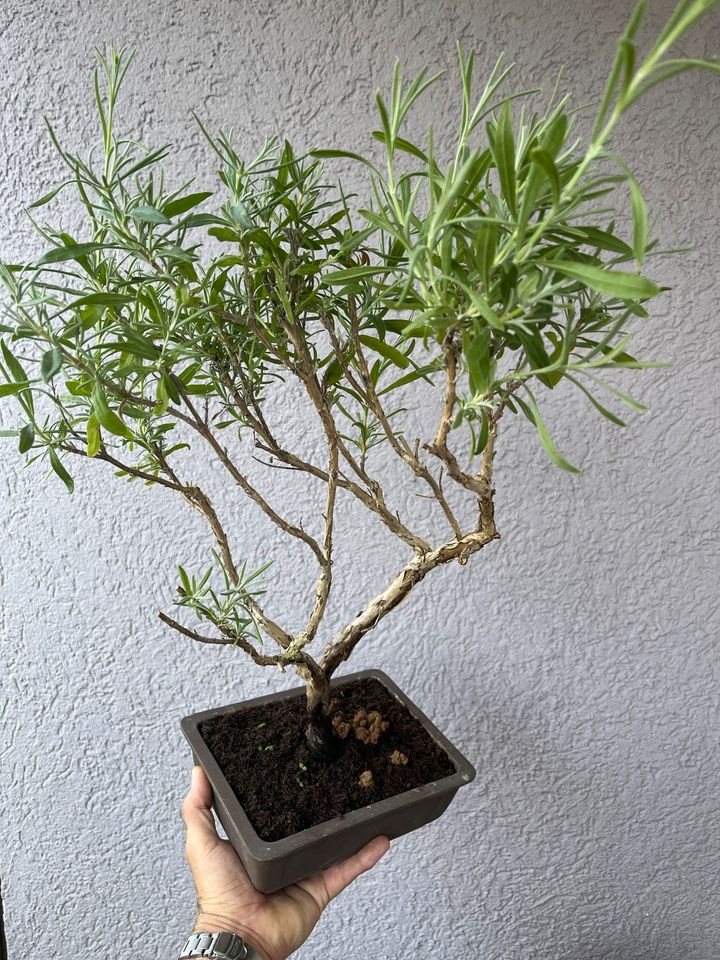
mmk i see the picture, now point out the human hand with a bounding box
[182,766,390,960]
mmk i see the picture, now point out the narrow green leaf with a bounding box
[152,374,169,415]
[160,368,181,404]
[375,90,392,145]
[130,204,171,225]
[377,363,435,396]
[584,372,649,412]
[37,243,112,265]
[517,164,545,246]
[517,328,560,388]
[428,148,490,238]
[178,565,191,595]
[1,340,29,384]
[65,379,93,397]
[619,39,636,98]
[491,100,517,215]
[323,265,389,285]
[108,335,159,361]
[40,346,63,382]
[68,292,134,309]
[18,422,35,453]
[566,374,626,425]
[229,200,252,230]
[371,131,428,162]
[540,259,659,299]
[116,145,171,182]
[472,408,490,456]
[628,175,648,268]
[604,147,650,270]
[520,391,580,473]
[161,191,213,218]
[565,225,633,256]
[622,0,647,43]
[453,277,505,329]
[28,182,70,208]
[628,57,720,105]
[184,213,223,228]
[653,1,699,49]
[0,382,28,397]
[463,326,495,396]
[358,335,410,369]
[91,384,132,440]
[86,412,101,457]
[529,146,560,206]
[161,245,195,263]
[309,148,379,174]
[473,221,497,291]
[208,227,238,243]
[48,447,74,493]
[541,112,568,160]
[591,1,646,140]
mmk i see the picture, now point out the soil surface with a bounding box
[199,677,456,842]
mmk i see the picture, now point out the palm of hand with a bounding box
[184,767,389,960]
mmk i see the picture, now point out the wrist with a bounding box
[192,914,272,960]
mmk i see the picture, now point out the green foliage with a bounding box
[0,1,716,542]
[176,553,271,645]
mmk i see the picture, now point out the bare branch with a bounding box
[321,526,500,678]
[262,293,431,554]
[319,300,461,539]
[60,441,187,492]
[434,334,459,449]
[157,612,234,646]
[171,382,325,565]
[253,436,429,552]
[347,312,463,539]
[158,608,329,712]
[302,439,338,645]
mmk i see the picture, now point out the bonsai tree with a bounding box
[1,0,717,749]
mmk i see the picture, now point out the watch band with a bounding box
[178,930,260,959]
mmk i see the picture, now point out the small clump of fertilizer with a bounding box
[358,770,374,788]
[331,707,390,744]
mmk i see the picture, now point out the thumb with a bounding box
[182,766,220,854]
[319,835,390,904]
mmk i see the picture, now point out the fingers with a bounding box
[321,836,390,902]
[182,766,220,853]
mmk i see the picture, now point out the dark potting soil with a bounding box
[199,677,456,842]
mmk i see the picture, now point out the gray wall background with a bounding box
[1,1,719,958]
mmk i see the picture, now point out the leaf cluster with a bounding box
[0,1,717,654]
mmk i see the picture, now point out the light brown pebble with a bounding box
[390,750,408,766]
[358,770,374,788]
[331,714,351,739]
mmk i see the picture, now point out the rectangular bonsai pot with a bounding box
[180,668,476,893]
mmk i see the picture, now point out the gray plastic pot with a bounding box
[180,668,475,893]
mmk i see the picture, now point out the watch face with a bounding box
[213,932,249,959]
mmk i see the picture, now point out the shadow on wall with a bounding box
[0,879,7,960]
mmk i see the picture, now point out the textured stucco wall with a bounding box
[1,1,719,958]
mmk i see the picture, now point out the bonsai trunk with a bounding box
[303,666,340,759]
[303,665,331,713]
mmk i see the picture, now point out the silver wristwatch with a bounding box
[178,930,261,959]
